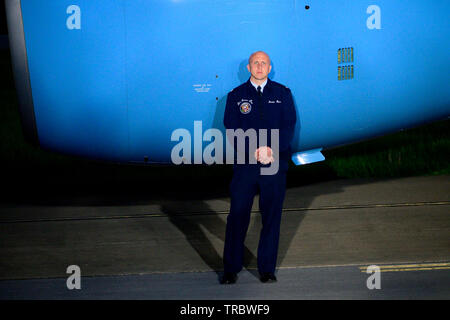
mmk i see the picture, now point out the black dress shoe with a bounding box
[260,272,277,283]
[220,272,237,284]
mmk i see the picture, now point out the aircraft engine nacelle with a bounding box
[6,0,450,165]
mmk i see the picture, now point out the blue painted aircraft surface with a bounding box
[5,0,450,166]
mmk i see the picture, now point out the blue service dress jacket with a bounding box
[224,78,297,172]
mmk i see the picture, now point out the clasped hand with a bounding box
[254,146,274,164]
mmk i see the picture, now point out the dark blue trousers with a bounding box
[223,165,287,274]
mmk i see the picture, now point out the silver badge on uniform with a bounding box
[239,101,252,114]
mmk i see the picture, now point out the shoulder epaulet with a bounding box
[270,79,290,90]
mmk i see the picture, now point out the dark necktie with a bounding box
[257,85,264,121]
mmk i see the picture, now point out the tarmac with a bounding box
[0,174,449,299]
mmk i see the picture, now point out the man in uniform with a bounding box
[221,51,297,284]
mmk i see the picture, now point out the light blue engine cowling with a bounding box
[6,0,450,165]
